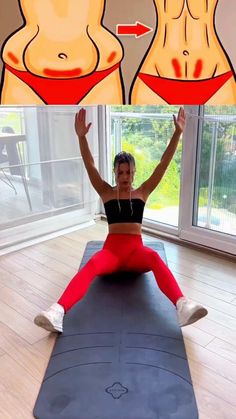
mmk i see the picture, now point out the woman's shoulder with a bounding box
[132,186,147,202]
[100,185,116,203]
[101,186,147,204]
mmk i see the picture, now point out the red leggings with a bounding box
[58,234,184,312]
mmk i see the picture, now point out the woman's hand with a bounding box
[173,107,185,135]
[74,108,92,138]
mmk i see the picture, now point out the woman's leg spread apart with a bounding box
[58,249,120,312]
[123,245,183,305]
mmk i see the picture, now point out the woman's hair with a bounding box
[113,151,135,169]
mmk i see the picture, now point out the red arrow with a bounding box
[116,21,153,38]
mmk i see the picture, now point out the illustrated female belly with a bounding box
[1,0,124,104]
[130,0,236,104]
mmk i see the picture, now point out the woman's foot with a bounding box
[34,303,64,332]
[176,297,208,327]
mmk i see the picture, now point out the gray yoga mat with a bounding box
[33,240,198,419]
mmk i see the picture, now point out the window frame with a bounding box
[104,105,236,255]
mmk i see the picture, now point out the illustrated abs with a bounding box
[146,0,228,79]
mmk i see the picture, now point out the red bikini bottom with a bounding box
[4,62,120,104]
[138,70,233,104]
[58,233,183,312]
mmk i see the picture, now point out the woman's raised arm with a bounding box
[75,108,110,196]
[140,107,186,198]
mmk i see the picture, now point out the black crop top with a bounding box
[104,199,145,224]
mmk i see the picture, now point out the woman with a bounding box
[34,107,208,333]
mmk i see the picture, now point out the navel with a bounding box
[58,53,68,60]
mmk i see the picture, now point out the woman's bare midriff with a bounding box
[108,223,142,235]
[1,0,123,104]
[142,0,231,79]
[131,0,236,104]
[2,0,123,76]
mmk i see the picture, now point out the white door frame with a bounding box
[179,106,236,255]
[103,105,236,255]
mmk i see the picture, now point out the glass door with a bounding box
[109,105,182,235]
[180,106,236,255]
[0,106,98,251]
[105,105,236,254]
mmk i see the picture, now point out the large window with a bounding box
[1,105,235,255]
[0,106,98,250]
[110,106,181,227]
[108,105,236,254]
[195,106,236,236]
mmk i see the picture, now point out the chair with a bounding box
[0,127,32,211]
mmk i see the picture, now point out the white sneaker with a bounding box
[176,297,208,327]
[34,303,64,332]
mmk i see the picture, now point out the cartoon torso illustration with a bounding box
[1,0,124,104]
[130,0,236,104]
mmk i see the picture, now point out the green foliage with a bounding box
[149,202,163,210]
[111,106,236,214]
[199,187,236,209]
[0,111,22,134]
[148,160,180,207]
[228,204,236,214]
[120,140,153,188]
[120,140,180,208]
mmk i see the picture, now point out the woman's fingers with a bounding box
[77,108,84,122]
[86,122,92,132]
[178,106,184,120]
[79,108,83,123]
[176,107,185,125]
[75,108,91,136]
[75,112,79,128]
[82,108,86,126]
[76,108,86,127]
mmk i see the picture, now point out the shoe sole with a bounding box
[34,314,62,333]
[180,307,208,327]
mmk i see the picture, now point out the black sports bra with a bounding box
[104,199,145,224]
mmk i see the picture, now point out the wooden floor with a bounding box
[0,221,236,419]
